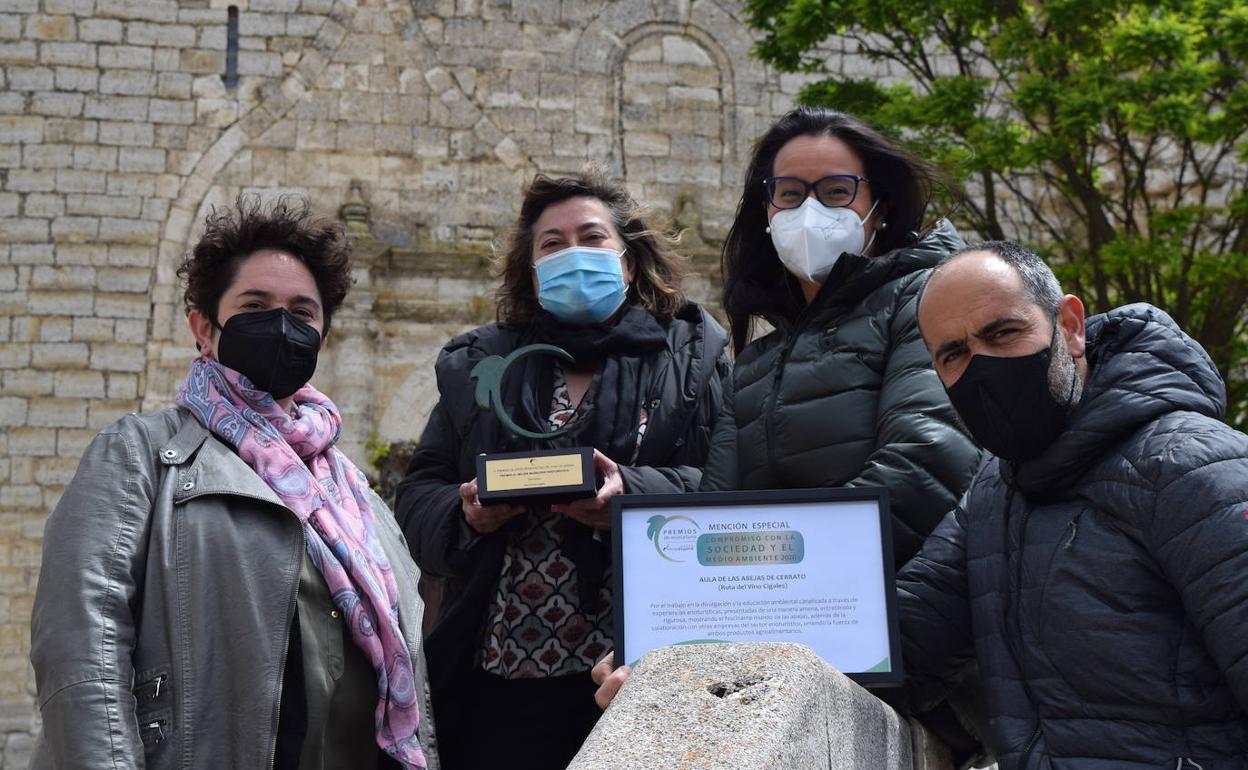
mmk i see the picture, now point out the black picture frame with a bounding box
[610,487,903,688]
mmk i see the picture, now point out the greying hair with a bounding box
[940,240,1062,317]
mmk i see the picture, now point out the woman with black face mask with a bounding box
[394,164,730,770]
[29,197,436,770]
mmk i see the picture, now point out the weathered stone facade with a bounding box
[0,0,899,763]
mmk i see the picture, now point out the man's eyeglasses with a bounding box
[764,175,868,209]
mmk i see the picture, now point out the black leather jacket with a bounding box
[29,408,437,770]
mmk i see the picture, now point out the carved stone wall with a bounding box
[0,0,876,764]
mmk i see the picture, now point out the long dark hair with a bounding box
[722,107,935,353]
[494,163,689,324]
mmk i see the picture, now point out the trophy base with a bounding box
[476,447,596,506]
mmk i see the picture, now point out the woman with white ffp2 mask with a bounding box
[611,107,991,766]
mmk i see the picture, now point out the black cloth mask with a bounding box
[214,307,321,400]
[945,331,1076,464]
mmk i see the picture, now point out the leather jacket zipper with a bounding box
[267,528,306,770]
[140,717,168,746]
[134,673,167,705]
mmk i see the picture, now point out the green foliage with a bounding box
[748,0,1248,428]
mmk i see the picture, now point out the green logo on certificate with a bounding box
[646,514,700,562]
[696,531,805,566]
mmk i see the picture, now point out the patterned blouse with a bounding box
[479,362,648,678]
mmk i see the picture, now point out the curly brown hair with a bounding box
[494,164,689,324]
[178,195,354,334]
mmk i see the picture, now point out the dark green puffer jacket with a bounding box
[700,220,981,565]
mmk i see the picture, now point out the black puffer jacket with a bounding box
[700,220,981,564]
[394,302,729,704]
[894,304,1248,769]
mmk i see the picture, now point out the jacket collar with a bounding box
[160,410,286,509]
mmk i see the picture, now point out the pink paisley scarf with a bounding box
[176,356,426,769]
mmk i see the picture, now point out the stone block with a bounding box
[112,318,145,343]
[55,169,107,194]
[0,398,28,427]
[22,143,75,169]
[54,370,106,398]
[0,42,38,65]
[98,120,154,146]
[45,118,98,144]
[66,194,142,218]
[107,372,138,399]
[50,215,101,242]
[568,644,949,770]
[7,65,55,91]
[84,95,148,121]
[0,218,50,242]
[0,344,32,369]
[39,42,96,68]
[0,15,21,40]
[80,18,125,43]
[126,21,197,48]
[4,368,54,398]
[18,191,65,220]
[30,92,86,118]
[100,69,158,96]
[0,116,44,144]
[156,72,192,99]
[98,0,179,23]
[31,265,95,290]
[237,51,282,77]
[179,48,224,75]
[94,292,150,318]
[30,341,90,368]
[96,267,150,293]
[89,342,145,372]
[5,170,56,193]
[7,427,57,456]
[117,146,166,173]
[51,66,96,95]
[98,44,153,70]
[71,317,114,342]
[45,0,96,13]
[58,427,98,456]
[149,98,194,125]
[0,194,16,218]
[28,398,88,428]
[25,14,77,41]
[72,145,118,171]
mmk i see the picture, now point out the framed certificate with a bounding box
[611,488,903,687]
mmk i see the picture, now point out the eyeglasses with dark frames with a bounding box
[764,175,868,209]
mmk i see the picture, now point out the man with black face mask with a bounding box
[886,241,1248,769]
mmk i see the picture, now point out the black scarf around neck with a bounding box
[478,304,668,611]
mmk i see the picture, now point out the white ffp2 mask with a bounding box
[769,198,879,284]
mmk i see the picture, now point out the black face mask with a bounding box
[945,338,1076,464]
[214,307,321,400]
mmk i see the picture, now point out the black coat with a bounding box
[700,220,981,565]
[393,302,730,705]
[894,304,1248,769]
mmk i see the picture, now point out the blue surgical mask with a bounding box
[534,245,628,325]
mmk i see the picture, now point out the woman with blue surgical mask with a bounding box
[394,164,730,770]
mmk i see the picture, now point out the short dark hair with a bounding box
[494,163,689,324]
[178,196,354,334]
[939,240,1063,318]
[721,107,938,353]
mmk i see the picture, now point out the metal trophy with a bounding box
[470,344,596,505]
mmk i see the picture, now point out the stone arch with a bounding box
[572,0,771,182]
[142,0,396,411]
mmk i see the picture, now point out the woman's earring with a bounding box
[878,221,888,230]
[765,226,771,234]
